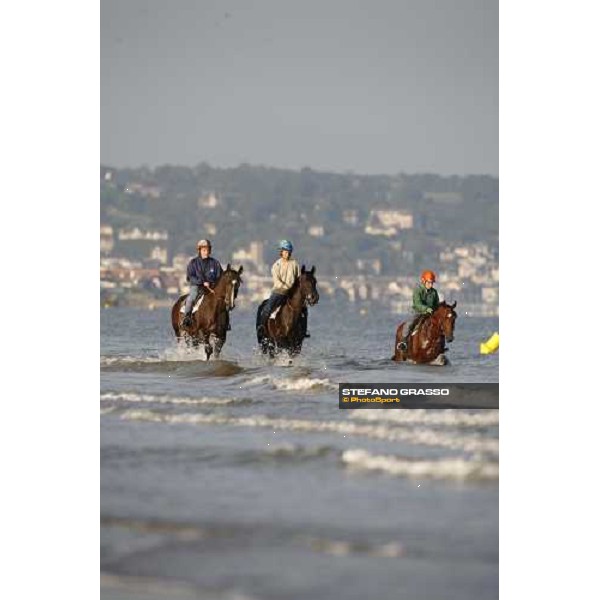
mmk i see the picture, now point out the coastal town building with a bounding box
[365,210,414,236]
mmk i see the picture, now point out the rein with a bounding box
[286,292,307,310]
[208,273,235,307]
[285,277,313,312]
[283,278,304,311]
[420,307,452,342]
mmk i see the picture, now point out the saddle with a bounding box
[179,294,205,314]
[410,314,429,336]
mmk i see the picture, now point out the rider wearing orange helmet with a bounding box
[398,270,440,351]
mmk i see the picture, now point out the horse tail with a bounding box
[171,294,187,336]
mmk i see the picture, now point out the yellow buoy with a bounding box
[480,332,499,354]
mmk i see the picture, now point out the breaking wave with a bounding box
[119,409,498,455]
[100,356,244,377]
[350,409,499,428]
[244,375,337,392]
[101,355,163,366]
[342,449,498,481]
[100,391,251,406]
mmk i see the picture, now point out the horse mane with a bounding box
[436,300,457,312]
[423,301,457,336]
[423,303,447,333]
[287,275,301,298]
[213,266,239,297]
[289,268,317,298]
[216,264,243,284]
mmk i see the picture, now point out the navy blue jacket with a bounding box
[186,256,223,286]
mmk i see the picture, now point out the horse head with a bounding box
[221,264,244,310]
[436,300,457,342]
[299,265,319,306]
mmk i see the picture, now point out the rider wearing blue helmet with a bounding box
[257,240,300,337]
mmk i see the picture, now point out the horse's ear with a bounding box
[238,265,243,274]
[226,263,231,271]
[310,265,315,275]
[301,264,306,273]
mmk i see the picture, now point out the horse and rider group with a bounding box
[171,239,457,363]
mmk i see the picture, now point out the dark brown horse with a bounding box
[392,301,458,365]
[256,265,319,357]
[171,264,243,359]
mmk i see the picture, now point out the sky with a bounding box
[101,0,498,176]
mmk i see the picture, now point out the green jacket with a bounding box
[412,284,440,314]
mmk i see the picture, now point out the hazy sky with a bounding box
[101,0,498,176]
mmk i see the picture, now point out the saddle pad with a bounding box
[269,305,282,319]
[411,316,428,336]
[180,294,205,314]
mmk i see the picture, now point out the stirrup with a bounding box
[398,340,408,351]
[182,313,193,327]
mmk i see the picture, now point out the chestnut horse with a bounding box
[256,265,319,357]
[392,301,458,365]
[171,264,243,360]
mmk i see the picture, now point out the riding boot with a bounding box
[398,325,414,351]
[182,311,193,327]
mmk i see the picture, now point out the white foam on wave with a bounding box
[272,377,337,391]
[244,375,337,392]
[120,410,498,455]
[304,536,405,557]
[101,355,163,366]
[342,449,498,481]
[350,409,499,428]
[101,392,242,406]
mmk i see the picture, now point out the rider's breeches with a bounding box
[260,292,287,325]
[185,285,206,313]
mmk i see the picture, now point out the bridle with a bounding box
[211,271,240,311]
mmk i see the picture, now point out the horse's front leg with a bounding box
[212,334,225,359]
[393,324,407,361]
[203,332,213,360]
[440,335,449,353]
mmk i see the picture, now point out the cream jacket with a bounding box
[271,258,300,294]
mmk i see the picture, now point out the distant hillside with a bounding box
[100,163,498,276]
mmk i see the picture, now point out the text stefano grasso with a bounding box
[341,388,450,396]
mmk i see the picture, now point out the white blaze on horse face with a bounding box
[229,283,235,308]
